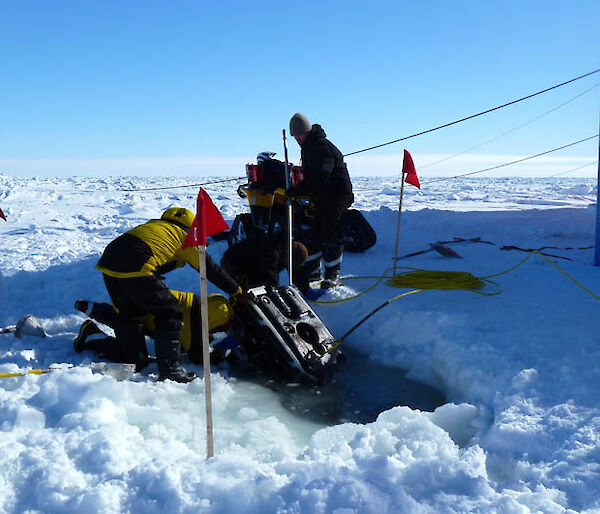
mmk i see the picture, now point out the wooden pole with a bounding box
[392,172,406,275]
[198,245,214,459]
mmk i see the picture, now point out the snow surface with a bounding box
[1,174,599,513]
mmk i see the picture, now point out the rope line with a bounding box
[419,81,600,171]
[324,250,600,349]
[423,134,599,184]
[534,251,600,301]
[386,270,501,296]
[353,139,598,193]
[327,289,423,353]
[548,161,598,178]
[343,68,600,157]
[109,176,246,193]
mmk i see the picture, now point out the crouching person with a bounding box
[220,235,308,290]
[74,291,235,367]
[79,206,240,383]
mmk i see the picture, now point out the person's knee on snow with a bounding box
[113,322,148,370]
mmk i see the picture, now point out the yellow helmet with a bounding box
[207,294,232,331]
[161,207,195,228]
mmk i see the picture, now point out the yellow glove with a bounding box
[229,287,242,304]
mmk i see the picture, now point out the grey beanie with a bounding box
[289,113,312,136]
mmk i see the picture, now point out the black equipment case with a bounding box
[231,285,340,382]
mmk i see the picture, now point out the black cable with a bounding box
[344,68,600,157]
[338,300,391,342]
[100,176,246,193]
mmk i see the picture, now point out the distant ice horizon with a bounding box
[0,152,597,178]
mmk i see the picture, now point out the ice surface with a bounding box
[0,175,599,513]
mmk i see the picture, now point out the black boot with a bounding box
[74,320,111,353]
[75,299,119,327]
[294,250,322,292]
[154,331,196,383]
[321,268,341,289]
[321,243,343,289]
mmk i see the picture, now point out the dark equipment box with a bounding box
[231,285,340,382]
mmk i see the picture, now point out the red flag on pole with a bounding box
[402,149,420,189]
[181,187,229,459]
[182,188,229,249]
[0,206,5,221]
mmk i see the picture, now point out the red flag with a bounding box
[182,188,229,248]
[402,149,420,189]
[0,206,5,221]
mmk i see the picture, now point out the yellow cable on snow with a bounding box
[534,251,600,301]
[0,369,50,379]
[386,269,492,292]
[313,251,536,305]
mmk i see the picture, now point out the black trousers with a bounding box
[294,193,353,289]
[311,193,354,246]
[103,275,183,333]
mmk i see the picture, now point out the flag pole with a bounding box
[392,171,406,275]
[198,244,214,459]
[595,109,600,266]
[182,187,228,459]
[283,129,294,286]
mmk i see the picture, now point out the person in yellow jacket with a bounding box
[73,291,236,366]
[76,206,240,383]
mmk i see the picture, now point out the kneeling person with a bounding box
[87,206,240,383]
[74,291,236,366]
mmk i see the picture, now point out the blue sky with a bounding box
[1,0,599,176]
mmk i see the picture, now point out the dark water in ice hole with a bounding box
[226,347,446,425]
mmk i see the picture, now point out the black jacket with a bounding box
[221,235,284,288]
[289,125,353,201]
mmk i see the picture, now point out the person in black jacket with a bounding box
[287,113,354,291]
[220,235,308,290]
[77,206,240,383]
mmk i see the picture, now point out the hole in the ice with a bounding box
[228,346,446,425]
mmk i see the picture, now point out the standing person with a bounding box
[286,113,354,291]
[84,206,240,383]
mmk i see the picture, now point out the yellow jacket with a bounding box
[96,218,239,294]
